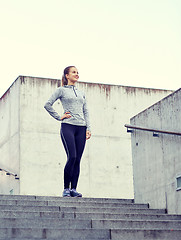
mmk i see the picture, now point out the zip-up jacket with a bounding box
[44,85,91,131]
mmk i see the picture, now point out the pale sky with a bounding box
[0,0,181,97]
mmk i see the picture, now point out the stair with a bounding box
[0,195,181,239]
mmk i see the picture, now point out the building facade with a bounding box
[0,76,173,198]
[130,88,181,214]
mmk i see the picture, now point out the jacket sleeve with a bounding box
[83,95,91,131]
[44,88,62,121]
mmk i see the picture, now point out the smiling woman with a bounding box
[44,66,91,198]
[61,66,79,86]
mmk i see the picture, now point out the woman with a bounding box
[44,66,91,197]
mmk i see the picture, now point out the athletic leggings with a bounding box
[60,123,86,189]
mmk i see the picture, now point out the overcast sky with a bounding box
[0,0,181,97]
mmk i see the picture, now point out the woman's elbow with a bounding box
[44,102,49,110]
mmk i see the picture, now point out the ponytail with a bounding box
[61,74,68,86]
[61,65,75,86]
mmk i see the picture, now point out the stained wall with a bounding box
[0,76,173,197]
[130,88,181,213]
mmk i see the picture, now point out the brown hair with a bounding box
[61,66,75,86]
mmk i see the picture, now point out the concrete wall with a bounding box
[0,79,20,195]
[0,75,173,198]
[19,76,63,196]
[130,88,181,214]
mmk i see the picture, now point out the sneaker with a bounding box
[70,189,82,197]
[62,188,71,197]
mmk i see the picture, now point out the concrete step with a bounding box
[0,210,74,219]
[0,204,60,212]
[0,199,148,209]
[0,228,110,239]
[0,210,180,221]
[0,194,180,240]
[61,206,165,214]
[0,239,109,240]
[92,219,181,230]
[0,194,134,204]
[0,228,180,240]
[0,204,166,214]
[74,212,181,221]
[0,204,166,215]
[0,217,181,230]
[0,218,91,229]
[111,229,181,240]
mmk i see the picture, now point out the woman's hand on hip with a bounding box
[86,130,91,140]
[61,112,71,120]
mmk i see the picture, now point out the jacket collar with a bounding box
[64,85,77,89]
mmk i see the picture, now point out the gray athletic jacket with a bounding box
[44,85,91,131]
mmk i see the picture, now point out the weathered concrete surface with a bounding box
[0,194,181,240]
[130,88,181,214]
[0,78,20,194]
[0,76,173,198]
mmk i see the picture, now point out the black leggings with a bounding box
[60,123,86,189]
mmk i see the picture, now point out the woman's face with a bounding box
[66,67,79,84]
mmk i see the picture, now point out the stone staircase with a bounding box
[0,194,181,240]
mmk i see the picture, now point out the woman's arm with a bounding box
[44,88,63,121]
[83,95,91,140]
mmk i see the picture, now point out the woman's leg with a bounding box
[60,123,77,189]
[71,126,86,190]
